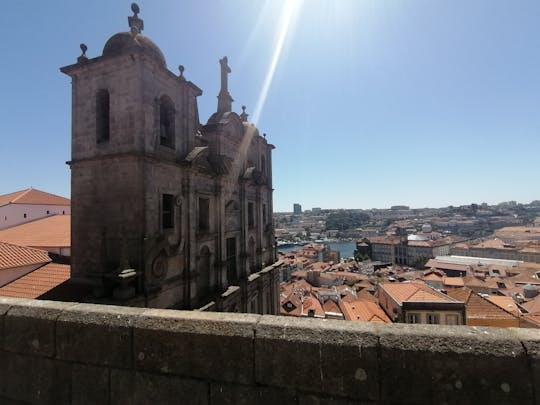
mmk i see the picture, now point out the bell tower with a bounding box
[61,4,202,306]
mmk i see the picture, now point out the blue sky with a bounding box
[1,1,539,211]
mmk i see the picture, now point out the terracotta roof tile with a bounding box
[443,277,465,287]
[447,287,518,321]
[0,188,70,207]
[380,281,461,304]
[485,296,521,316]
[0,215,70,248]
[339,300,391,323]
[0,241,51,270]
[0,263,70,299]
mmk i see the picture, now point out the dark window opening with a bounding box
[162,194,174,229]
[263,204,267,225]
[96,89,110,143]
[226,237,237,282]
[23,213,27,218]
[159,95,175,148]
[46,210,50,215]
[248,202,255,229]
[199,198,210,231]
[427,314,440,324]
[62,210,65,215]
[261,155,266,174]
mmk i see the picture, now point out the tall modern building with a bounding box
[60,4,279,312]
[293,203,302,215]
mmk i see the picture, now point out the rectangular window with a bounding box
[226,237,237,282]
[198,198,210,231]
[248,202,255,229]
[427,314,440,324]
[162,194,174,229]
[263,204,267,226]
[96,89,110,143]
[407,313,420,324]
[445,314,459,325]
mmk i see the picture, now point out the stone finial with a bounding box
[263,133,267,139]
[178,65,185,81]
[77,43,89,63]
[240,105,249,122]
[128,3,144,35]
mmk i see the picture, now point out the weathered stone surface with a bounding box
[512,327,540,405]
[72,364,110,405]
[379,324,532,405]
[0,351,71,404]
[56,303,141,368]
[210,382,297,404]
[134,309,259,384]
[4,299,76,357]
[0,297,19,350]
[298,394,377,405]
[110,369,208,405]
[255,316,379,401]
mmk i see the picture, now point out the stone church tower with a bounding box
[61,4,279,312]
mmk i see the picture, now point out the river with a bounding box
[278,241,356,259]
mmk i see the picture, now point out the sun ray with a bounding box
[252,0,303,124]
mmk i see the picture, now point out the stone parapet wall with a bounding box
[0,296,538,404]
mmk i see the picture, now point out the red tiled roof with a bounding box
[447,288,518,321]
[0,241,51,270]
[0,263,70,299]
[380,281,461,304]
[485,295,521,316]
[0,215,70,248]
[323,299,342,315]
[339,300,391,323]
[0,188,70,207]
[443,277,465,287]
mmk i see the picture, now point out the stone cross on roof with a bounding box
[217,56,234,113]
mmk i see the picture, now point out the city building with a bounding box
[378,281,465,325]
[59,4,279,311]
[293,203,302,215]
[0,188,70,230]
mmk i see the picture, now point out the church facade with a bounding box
[60,4,279,313]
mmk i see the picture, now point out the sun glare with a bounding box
[252,0,303,124]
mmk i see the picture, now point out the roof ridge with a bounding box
[0,240,50,255]
[11,188,33,203]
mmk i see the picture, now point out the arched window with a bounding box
[96,89,110,143]
[159,95,175,148]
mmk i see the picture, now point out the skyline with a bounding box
[1,1,539,211]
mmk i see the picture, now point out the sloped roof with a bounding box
[380,281,461,304]
[0,241,51,270]
[323,299,342,315]
[0,188,70,207]
[443,277,465,287]
[339,300,391,323]
[447,287,518,321]
[0,215,70,248]
[0,263,70,299]
[485,295,521,316]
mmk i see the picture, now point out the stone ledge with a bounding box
[0,297,537,404]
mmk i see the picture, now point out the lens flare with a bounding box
[252,0,303,124]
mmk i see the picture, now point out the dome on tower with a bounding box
[101,3,166,67]
[102,32,166,66]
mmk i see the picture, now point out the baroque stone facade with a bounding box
[60,4,279,312]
